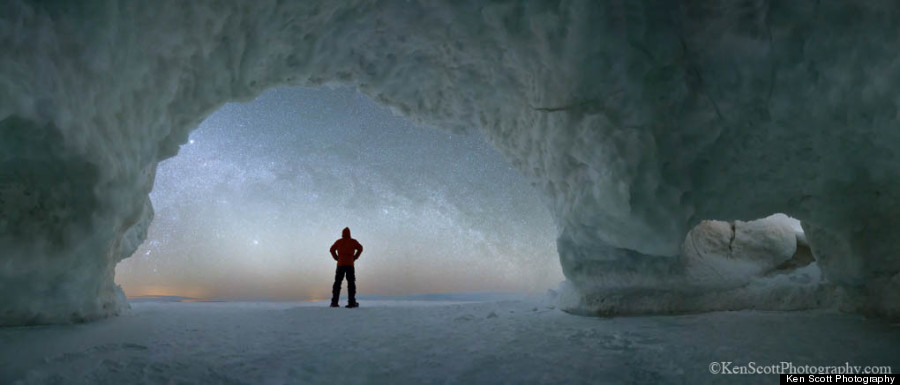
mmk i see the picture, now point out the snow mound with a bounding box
[682,215,797,286]
[2,1,900,324]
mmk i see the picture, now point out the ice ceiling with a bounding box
[2,0,900,325]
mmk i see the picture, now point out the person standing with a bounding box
[329,227,363,308]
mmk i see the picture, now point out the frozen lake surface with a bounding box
[1,295,898,384]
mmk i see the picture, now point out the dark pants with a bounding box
[332,266,356,303]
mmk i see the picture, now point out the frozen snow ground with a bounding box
[0,295,897,384]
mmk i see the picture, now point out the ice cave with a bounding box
[2,0,900,329]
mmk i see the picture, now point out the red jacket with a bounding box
[331,228,363,266]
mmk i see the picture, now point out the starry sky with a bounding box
[115,87,562,301]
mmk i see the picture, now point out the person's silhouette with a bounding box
[329,227,363,308]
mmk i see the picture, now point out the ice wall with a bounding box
[2,0,899,325]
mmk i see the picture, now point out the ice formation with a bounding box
[2,1,899,325]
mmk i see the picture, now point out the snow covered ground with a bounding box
[1,295,898,384]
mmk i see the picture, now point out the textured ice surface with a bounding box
[1,298,898,384]
[2,1,900,324]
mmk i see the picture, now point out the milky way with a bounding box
[115,87,561,300]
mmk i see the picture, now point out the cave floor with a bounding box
[1,296,898,384]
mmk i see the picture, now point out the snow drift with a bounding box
[2,0,900,325]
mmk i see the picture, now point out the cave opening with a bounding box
[113,86,563,302]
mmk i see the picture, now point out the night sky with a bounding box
[115,87,561,300]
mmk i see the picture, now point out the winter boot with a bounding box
[345,301,359,308]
